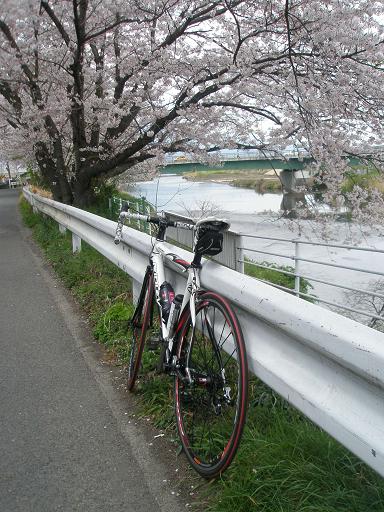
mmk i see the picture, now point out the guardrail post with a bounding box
[235,234,244,273]
[59,223,67,234]
[146,206,152,236]
[108,198,112,211]
[72,233,82,253]
[294,240,301,297]
[136,200,141,231]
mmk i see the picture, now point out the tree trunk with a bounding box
[58,176,73,204]
[6,161,11,188]
[72,175,95,208]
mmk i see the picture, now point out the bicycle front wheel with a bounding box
[127,271,155,391]
[175,292,248,478]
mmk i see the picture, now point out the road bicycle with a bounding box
[114,203,248,478]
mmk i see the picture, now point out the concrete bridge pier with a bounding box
[279,169,308,217]
[279,169,297,193]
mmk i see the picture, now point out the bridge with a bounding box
[162,149,315,194]
[161,148,369,174]
[163,149,311,173]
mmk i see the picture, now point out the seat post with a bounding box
[191,252,202,268]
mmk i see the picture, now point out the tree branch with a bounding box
[0,80,23,114]
[40,1,71,46]
[84,16,144,42]
[201,101,282,124]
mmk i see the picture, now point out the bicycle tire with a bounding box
[175,291,248,478]
[127,270,155,391]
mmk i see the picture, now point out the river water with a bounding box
[128,174,282,213]
[126,175,384,325]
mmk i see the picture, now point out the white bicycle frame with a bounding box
[151,240,200,342]
[116,210,200,345]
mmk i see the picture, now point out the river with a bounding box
[127,174,282,214]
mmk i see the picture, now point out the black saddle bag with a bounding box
[194,230,223,256]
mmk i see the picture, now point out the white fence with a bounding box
[240,234,384,325]
[23,188,384,478]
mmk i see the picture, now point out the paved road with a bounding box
[0,190,183,512]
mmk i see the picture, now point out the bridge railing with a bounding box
[165,148,310,164]
[23,187,384,478]
[165,146,384,165]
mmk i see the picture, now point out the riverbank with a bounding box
[183,169,283,192]
[169,168,384,197]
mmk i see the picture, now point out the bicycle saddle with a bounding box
[195,217,230,232]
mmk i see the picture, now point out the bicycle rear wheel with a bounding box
[128,270,156,391]
[174,292,248,478]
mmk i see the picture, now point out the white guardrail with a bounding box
[23,188,384,478]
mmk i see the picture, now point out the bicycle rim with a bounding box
[175,292,248,478]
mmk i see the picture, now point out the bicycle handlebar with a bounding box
[114,207,194,245]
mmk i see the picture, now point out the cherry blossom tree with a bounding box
[0,0,383,210]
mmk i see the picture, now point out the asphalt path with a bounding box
[0,190,185,512]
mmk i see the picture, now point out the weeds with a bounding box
[233,177,282,193]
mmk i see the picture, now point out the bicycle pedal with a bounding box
[147,336,162,351]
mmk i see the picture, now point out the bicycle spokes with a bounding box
[175,294,247,477]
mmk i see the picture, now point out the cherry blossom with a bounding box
[0,0,383,213]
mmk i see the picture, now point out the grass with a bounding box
[244,259,314,300]
[19,197,134,362]
[183,169,259,180]
[341,170,384,195]
[233,177,282,193]
[206,399,384,512]
[20,196,384,512]
[182,169,283,193]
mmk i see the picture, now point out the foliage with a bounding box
[26,165,50,188]
[82,182,149,219]
[85,181,121,218]
[2,1,384,219]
